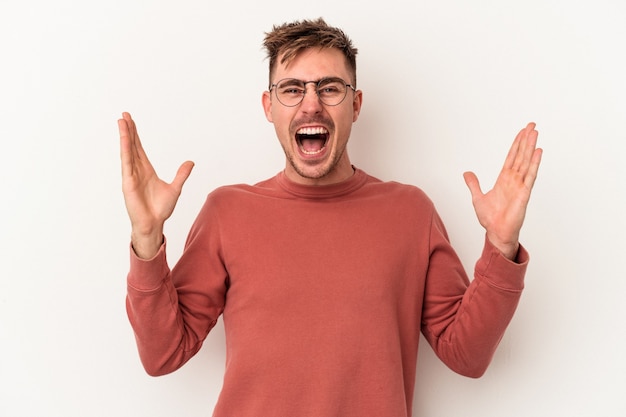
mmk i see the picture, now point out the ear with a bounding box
[262,91,273,123]
[352,89,363,122]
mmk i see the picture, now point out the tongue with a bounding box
[301,138,325,153]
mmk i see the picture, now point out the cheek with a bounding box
[271,114,294,143]
[338,108,357,134]
[271,108,295,132]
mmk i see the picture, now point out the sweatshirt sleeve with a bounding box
[125,197,228,376]
[420,211,528,378]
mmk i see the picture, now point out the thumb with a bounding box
[171,160,195,192]
[463,171,482,198]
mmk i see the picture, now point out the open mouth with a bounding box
[296,127,329,155]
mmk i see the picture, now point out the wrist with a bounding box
[131,229,164,259]
[499,243,520,261]
[486,234,519,261]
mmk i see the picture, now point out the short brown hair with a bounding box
[262,17,358,88]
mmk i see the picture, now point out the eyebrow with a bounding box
[278,77,345,85]
[278,79,305,86]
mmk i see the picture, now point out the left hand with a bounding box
[463,122,543,260]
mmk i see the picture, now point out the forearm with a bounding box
[125,243,203,376]
[422,238,528,377]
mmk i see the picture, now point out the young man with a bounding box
[119,18,542,417]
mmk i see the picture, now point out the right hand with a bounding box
[118,112,194,259]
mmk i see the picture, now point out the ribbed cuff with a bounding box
[475,235,529,292]
[127,238,170,292]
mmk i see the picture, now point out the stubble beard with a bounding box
[282,141,347,181]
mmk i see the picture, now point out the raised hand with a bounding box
[463,123,543,260]
[119,112,194,259]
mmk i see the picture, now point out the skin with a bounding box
[118,48,542,261]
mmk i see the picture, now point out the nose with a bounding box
[299,83,323,112]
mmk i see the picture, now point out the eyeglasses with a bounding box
[269,77,356,107]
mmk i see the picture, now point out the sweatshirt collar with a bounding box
[275,166,369,199]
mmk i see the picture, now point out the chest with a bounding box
[218,198,431,316]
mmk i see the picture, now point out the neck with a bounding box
[284,160,355,186]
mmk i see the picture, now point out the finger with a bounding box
[119,112,137,155]
[171,161,195,192]
[502,126,524,171]
[123,112,148,162]
[512,122,537,172]
[463,171,483,199]
[521,127,538,175]
[122,112,136,144]
[523,147,543,190]
[119,116,135,178]
[123,113,155,175]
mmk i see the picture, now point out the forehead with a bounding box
[273,47,352,82]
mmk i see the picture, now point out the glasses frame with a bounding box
[269,77,356,107]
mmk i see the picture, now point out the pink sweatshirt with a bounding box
[126,168,528,416]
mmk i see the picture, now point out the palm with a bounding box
[464,123,542,259]
[122,156,187,231]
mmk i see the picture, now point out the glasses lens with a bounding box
[275,79,305,107]
[316,78,348,106]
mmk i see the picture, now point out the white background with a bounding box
[1,1,625,416]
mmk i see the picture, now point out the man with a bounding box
[119,18,542,417]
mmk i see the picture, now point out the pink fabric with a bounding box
[126,168,528,416]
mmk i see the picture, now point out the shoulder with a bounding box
[362,173,434,208]
[201,174,283,208]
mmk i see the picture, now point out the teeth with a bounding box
[301,147,325,155]
[296,127,328,135]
